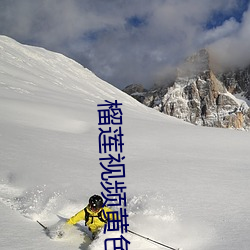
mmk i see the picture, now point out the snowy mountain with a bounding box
[1,36,250,250]
[124,49,250,130]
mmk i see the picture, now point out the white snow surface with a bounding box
[0,35,250,250]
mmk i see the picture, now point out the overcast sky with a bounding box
[0,0,249,89]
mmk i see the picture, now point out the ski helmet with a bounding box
[89,195,103,211]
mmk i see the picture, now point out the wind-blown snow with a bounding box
[0,36,250,250]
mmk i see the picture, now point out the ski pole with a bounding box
[127,229,181,250]
[37,220,48,230]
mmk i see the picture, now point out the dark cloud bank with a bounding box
[0,0,249,89]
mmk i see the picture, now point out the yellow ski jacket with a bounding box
[67,206,113,233]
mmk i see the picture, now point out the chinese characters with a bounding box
[97,100,130,250]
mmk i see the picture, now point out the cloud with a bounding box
[0,0,249,88]
[200,18,240,45]
[209,4,250,69]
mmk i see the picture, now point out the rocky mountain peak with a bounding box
[177,48,210,78]
[123,49,250,130]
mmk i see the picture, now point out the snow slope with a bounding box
[0,35,250,250]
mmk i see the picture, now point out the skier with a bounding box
[66,194,113,239]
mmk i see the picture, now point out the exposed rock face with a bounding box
[123,84,147,103]
[217,66,250,99]
[123,49,250,130]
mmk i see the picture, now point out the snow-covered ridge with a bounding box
[0,35,153,133]
[0,35,141,105]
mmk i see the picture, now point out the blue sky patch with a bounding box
[206,0,249,29]
[126,15,147,28]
